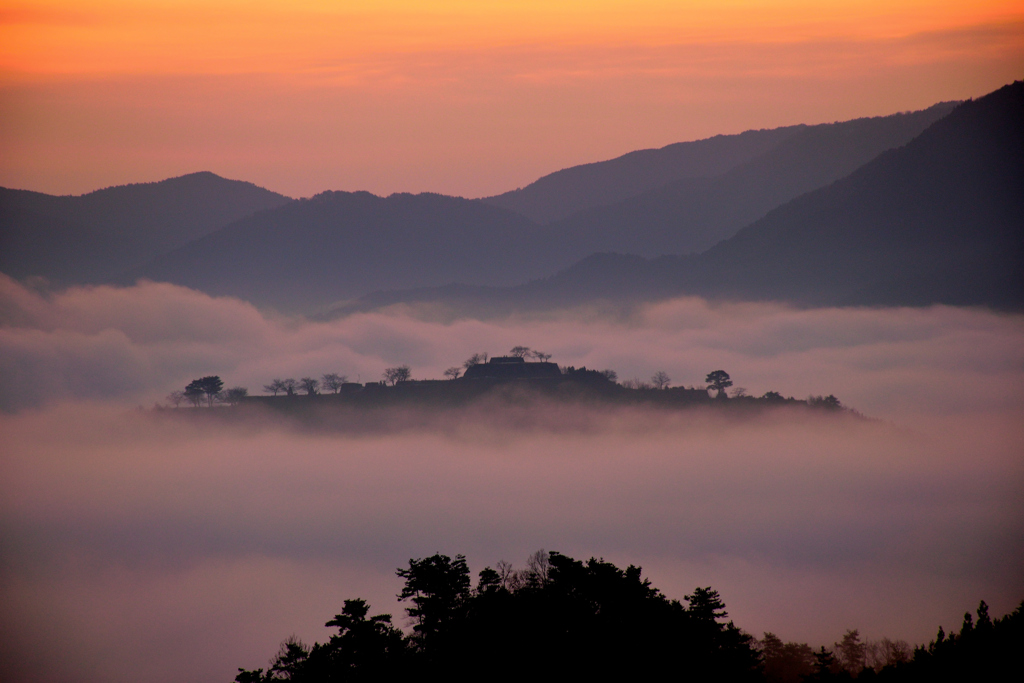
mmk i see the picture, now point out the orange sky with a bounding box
[1,1,1022,197]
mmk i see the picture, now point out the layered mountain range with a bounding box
[1,81,1020,313]
[0,172,291,284]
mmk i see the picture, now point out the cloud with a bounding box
[1,402,1022,682]
[2,274,1022,419]
[1,275,1022,682]
[4,20,1022,200]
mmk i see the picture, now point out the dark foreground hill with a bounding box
[0,172,291,283]
[349,81,1023,314]
[234,549,1023,683]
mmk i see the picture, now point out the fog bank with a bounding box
[2,274,1023,419]
[1,276,1022,682]
[1,404,1022,683]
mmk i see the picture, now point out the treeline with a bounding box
[761,598,1023,682]
[166,346,849,410]
[235,551,1021,682]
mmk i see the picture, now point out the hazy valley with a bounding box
[1,75,1022,683]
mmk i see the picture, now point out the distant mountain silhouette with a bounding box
[342,82,1023,313]
[126,191,558,310]
[5,88,1009,315]
[480,127,801,223]
[0,172,291,283]
[541,103,958,256]
[122,104,961,311]
[689,81,1023,307]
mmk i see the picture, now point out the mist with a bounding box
[3,274,1023,418]
[1,275,1023,682]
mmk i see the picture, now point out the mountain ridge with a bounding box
[336,82,1022,315]
[479,126,802,224]
[124,190,561,311]
[537,102,959,256]
[0,171,292,283]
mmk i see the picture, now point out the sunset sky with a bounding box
[1,1,1022,197]
[3,5,1023,681]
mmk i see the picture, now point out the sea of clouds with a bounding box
[1,274,1022,682]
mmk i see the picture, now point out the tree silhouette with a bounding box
[509,346,531,358]
[705,370,732,398]
[263,379,285,396]
[184,383,204,407]
[396,553,471,650]
[651,370,671,389]
[299,377,319,395]
[807,646,837,682]
[687,586,728,622]
[238,550,780,681]
[166,390,185,408]
[281,378,298,396]
[322,599,408,675]
[267,638,309,680]
[321,373,347,393]
[383,365,411,385]
[835,629,866,674]
[462,353,488,370]
[808,394,842,410]
[761,632,816,683]
[238,562,1022,683]
[531,350,552,362]
[224,387,248,405]
[443,367,461,380]
[186,376,223,407]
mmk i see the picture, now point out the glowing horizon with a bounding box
[1,1,1022,197]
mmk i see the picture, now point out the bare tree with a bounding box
[462,352,488,370]
[223,387,248,405]
[864,638,910,671]
[530,350,552,362]
[382,365,411,385]
[299,377,319,395]
[651,371,671,390]
[166,390,186,408]
[525,549,551,587]
[509,346,531,358]
[601,369,618,383]
[263,379,286,396]
[732,387,748,398]
[281,378,299,396]
[495,560,516,591]
[321,373,347,393]
[443,367,461,380]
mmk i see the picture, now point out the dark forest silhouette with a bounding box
[235,551,761,682]
[236,550,1022,682]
